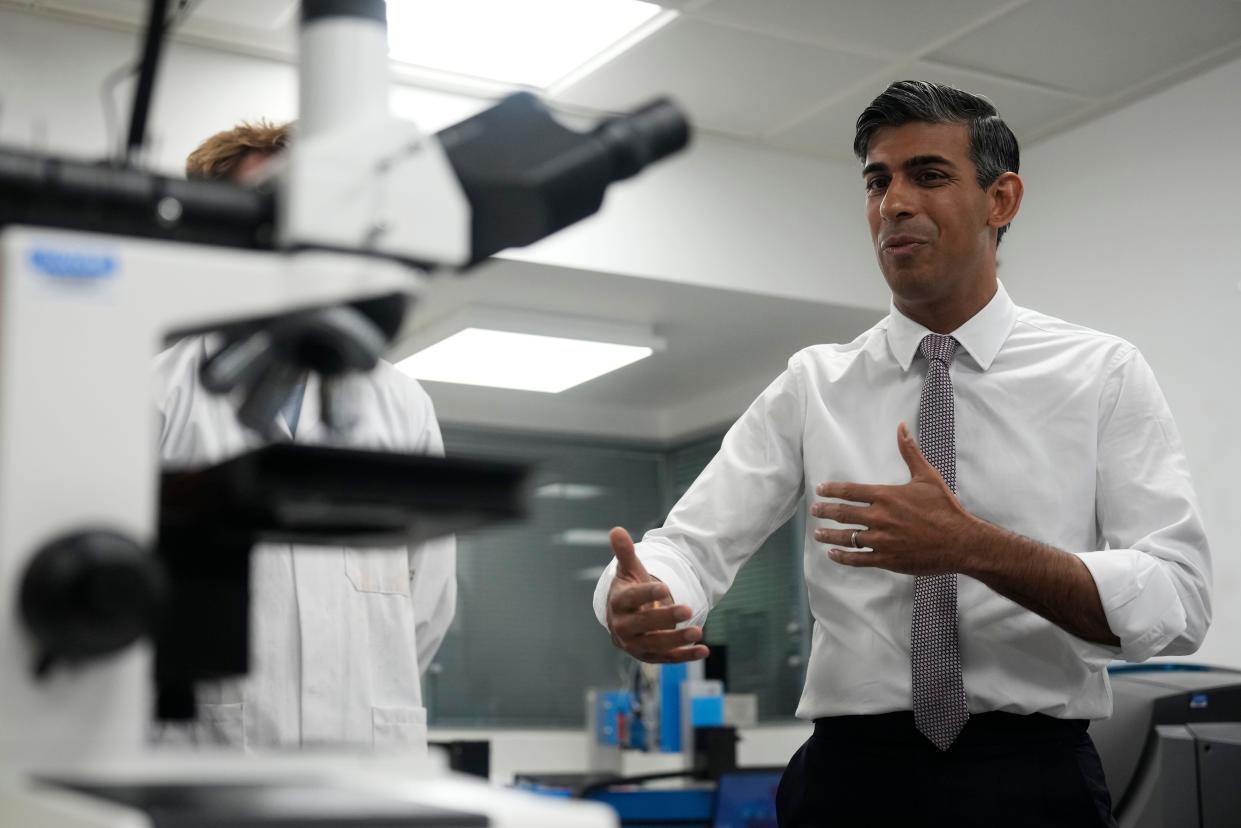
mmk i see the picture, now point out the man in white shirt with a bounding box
[155,121,456,751]
[594,81,1211,827]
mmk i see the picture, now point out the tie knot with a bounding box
[919,333,959,365]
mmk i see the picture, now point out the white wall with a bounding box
[507,135,883,309]
[1003,55,1241,669]
[0,8,297,167]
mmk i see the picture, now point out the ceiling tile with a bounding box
[905,62,1089,136]
[37,0,300,27]
[190,0,297,29]
[762,86,877,162]
[31,0,299,55]
[35,0,144,20]
[685,0,1022,57]
[928,0,1241,98]
[550,17,887,139]
[766,64,1089,161]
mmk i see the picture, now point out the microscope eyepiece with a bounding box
[437,92,692,266]
[594,98,691,182]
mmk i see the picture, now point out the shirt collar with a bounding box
[884,281,1017,372]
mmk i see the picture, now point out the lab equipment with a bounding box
[0,0,689,824]
[711,768,781,828]
[575,768,782,828]
[588,655,756,775]
[518,653,760,825]
[1092,664,1241,827]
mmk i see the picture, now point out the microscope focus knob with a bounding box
[19,530,166,675]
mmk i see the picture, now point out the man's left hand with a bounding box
[810,422,981,575]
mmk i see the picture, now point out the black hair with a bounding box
[854,80,1020,245]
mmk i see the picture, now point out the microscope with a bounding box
[0,0,689,825]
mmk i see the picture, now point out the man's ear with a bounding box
[989,171,1024,231]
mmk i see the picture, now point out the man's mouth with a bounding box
[882,235,928,256]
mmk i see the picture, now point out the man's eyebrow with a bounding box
[862,155,957,178]
[904,154,955,170]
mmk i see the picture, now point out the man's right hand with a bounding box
[605,526,709,664]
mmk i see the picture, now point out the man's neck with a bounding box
[895,278,998,334]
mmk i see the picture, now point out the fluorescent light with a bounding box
[399,329,650,392]
[386,0,673,89]
[535,483,606,500]
[576,565,608,581]
[396,306,663,393]
[556,529,614,547]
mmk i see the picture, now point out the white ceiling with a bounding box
[16,0,1241,162]
[560,0,1241,160]
[390,258,883,443]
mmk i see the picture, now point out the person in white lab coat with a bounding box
[153,121,456,752]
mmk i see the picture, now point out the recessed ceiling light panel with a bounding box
[395,306,664,393]
[386,0,672,88]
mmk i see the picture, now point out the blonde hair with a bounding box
[185,119,291,180]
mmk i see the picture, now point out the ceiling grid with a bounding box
[8,0,1241,160]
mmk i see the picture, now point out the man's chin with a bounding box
[881,267,938,299]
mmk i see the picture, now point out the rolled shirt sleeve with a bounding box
[410,532,456,674]
[594,356,808,630]
[1075,349,1211,662]
[404,388,458,674]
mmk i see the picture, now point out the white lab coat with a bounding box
[151,337,456,752]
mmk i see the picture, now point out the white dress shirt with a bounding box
[153,337,456,750]
[594,284,1211,721]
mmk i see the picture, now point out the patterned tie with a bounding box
[912,333,969,751]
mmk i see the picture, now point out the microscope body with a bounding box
[0,229,419,777]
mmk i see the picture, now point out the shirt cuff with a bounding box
[1074,549,1187,663]
[592,556,708,630]
[592,561,617,628]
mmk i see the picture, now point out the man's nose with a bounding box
[879,176,917,221]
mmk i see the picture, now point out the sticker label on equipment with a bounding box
[1190,694,1209,709]
[28,247,117,281]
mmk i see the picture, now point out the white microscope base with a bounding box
[2,751,617,828]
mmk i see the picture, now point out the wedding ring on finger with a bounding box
[851,529,861,548]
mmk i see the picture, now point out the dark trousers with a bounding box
[776,711,1117,828]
